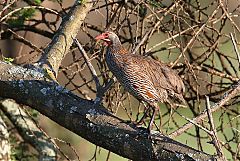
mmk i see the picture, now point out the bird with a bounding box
[95,31,186,132]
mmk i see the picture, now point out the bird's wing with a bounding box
[118,54,185,103]
[139,56,185,95]
[118,54,167,101]
[157,61,185,94]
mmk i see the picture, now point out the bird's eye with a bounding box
[104,33,109,37]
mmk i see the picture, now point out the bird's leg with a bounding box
[147,107,158,133]
[137,104,151,125]
[94,77,116,105]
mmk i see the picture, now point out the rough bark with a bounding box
[37,0,94,77]
[0,61,216,161]
[0,114,11,161]
[0,99,57,161]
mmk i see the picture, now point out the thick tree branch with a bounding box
[37,0,94,76]
[0,99,57,161]
[0,113,11,161]
[0,61,215,161]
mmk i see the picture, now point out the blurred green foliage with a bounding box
[24,0,42,5]
[7,8,36,27]
[10,136,36,161]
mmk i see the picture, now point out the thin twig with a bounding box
[0,0,18,17]
[170,80,240,138]
[53,138,80,161]
[219,0,240,33]
[73,38,101,91]
[230,33,240,69]
[131,22,160,55]
[174,110,212,135]
[73,38,114,104]
[145,25,198,54]
[132,1,180,55]
[0,6,59,23]
[234,143,240,161]
[205,96,226,160]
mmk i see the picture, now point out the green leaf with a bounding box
[3,57,14,64]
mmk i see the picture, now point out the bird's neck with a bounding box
[108,41,128,55]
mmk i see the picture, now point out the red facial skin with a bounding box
[95,32,112,46]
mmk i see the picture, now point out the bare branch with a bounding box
[170,81,240,138]
[37,0,94,76]
[73,38,101,92]
[73,38,115,104]
[0,61,215,161]
[0,113,11,161]
[230,33,240,69]
[205,96,226,160]
[132,1,180,55]
[174,110,212,135]
[0,6,59,23]
[0,99,57,161]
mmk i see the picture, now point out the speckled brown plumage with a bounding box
[96,31,186,131]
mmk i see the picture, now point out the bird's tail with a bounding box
[169,93,187,108]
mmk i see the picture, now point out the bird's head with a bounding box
[95,31,120,46]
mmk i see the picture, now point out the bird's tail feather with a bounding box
[169,94,187,108]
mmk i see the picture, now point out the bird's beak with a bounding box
[95,33,111,46]
[95,34,106,40]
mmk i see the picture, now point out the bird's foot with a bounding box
[124,120,143,128]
